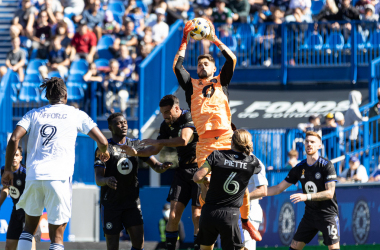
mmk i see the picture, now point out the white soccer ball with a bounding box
[190,18,211,41]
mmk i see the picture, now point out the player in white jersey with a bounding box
[244,160,268,250]
[1,77,110,250]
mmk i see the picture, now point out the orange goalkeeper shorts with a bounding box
[196,131,233,168]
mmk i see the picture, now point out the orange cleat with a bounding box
[242,220,262,241]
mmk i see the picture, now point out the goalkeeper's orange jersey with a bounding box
[173,49,237,138]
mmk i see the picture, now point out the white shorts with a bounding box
[16,178,72,225]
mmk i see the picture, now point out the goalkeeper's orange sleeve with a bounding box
[240,188,250,220]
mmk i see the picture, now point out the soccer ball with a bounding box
[190,18,211,41]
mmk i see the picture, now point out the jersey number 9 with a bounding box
[40,124,57,146]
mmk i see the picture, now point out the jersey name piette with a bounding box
[224,159,248,169]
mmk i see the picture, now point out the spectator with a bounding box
[228,0,250,23]
[334,0,360,20]
[62,0,85,16]
[103,59,129,114]
[157,203,185,250]
[54,21,73,50]
[285,150,299,169]
[212,0,233,24]
[139,32,155,56]
[298,114,322,135]
[262,6,285,23]
[339,156,369,183]
[52,10,75,38]
[166,0,190,25]
[70,19,97,63]
[32,10,52,50]
[361,4,379,21]
[0,37,25,82]
[335,112,345,126]
[314,0,339,21]
[113,21,138,54]
[152,8,169,44]
[355,0,371,14]
[79,0,104,40]
[125,0,138,16]
[285,7,313,22]
[103,10,121,35]
[127,7,145,36]
[118,45,134,78]
[148,0,167,14]
[83,62,103,82]
[40,0,63,24]
[368,165,380,182]
[11,0,37,38]
[344,90,368,140]
[270,0,290,14]
[369,88,380,142]
[324,113,337,128]
[39,36,70,79]
[289,0,311,14]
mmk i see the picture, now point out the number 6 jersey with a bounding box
[205,150,262,208]
[16,104,97,181]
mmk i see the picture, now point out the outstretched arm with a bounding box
[267,180,293,196]
[290,181,336,204]
[145,156,172,174]
[250,185,268,200]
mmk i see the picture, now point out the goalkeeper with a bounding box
[172,20,261,242]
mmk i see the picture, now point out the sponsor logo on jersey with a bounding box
[278,202,295,245]
[9,186,20,199]
[327,175,337,180]
[301,169,305,179]
[315,172,321,179]
[117,158,133,175]
[202,85,215,98]
[234,155,239,159]
[16,179,22,186]
[352,200,370,244]
[106,222,113,230]
[305,181,317,194]
[318,158,328,166]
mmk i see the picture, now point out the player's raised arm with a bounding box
[88,127,110,161]
[173,21,194,90]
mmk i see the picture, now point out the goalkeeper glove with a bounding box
[241,219,262,241]
[180,20,195,51]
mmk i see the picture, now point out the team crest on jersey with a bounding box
[9,186,20,199]
[202,85,215,98]
[16,179,22,186]
[198,80,203,86]
[315,172,321,179]
[305,181,317,194]
[301,169,305,179]
[117,158,133,175]
[106,222,113,230]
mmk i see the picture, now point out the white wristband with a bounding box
[307,194,312,201]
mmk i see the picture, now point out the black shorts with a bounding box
[293,214,340,246]
[167,166,201,207]
[100,205,144,235]
[197,205,243,250]
[7,208,25,240]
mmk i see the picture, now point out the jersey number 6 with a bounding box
[40,124,57,146]
[223,172,240,195]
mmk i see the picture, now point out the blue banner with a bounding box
[257,184,380,247]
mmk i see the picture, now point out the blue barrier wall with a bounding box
[72,134,97,184]
[257,183,380,247]
[0,70,13,167]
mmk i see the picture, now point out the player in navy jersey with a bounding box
[121,95,202,250]
[267,131,340,250]
[193,129,262,250]
[0,146,40,250]
[94,113,172,250]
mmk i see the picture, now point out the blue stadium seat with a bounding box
[98,49,114,60]
[95,59,109,68]
[326,32,345,50]
[48,71,61,78]
[301,33,323,50]
[69,59,88,75]
[108,2,125,16]
[18,82,40,102]
[113,14,123,25]
[67,74,85,82]
[26,59,45,75]
[30,49,38,60]
[40,88,48,102]
[136,1,148,14]
[9,72,21,90]
[311,0,324,15]
[24,74,42,84]
[11,85,18,102]
[97,35,115,50]
[66,82,85,101]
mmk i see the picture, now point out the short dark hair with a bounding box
[159,95,180,108]
[198,54,215,64]
[107,112,124,125]
[40,77,67,101]
[17,146,23,155]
